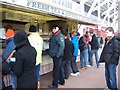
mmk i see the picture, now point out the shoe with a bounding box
[81,67,86,70]
[58,82,65,85]
[76,72,80,75]
[97,66,100,68]
[87,65,92,67]
[48,84,58,89]
[71,73,78,76]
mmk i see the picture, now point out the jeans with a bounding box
[105,63,117,90]
[36,64,40,81]
[70,56,79,73]
[80,49,88,68]
[89,50,100,67]
[62,60,70,79]
[52,56,64,87]
[88,46,91,65]
[11,72,17,90]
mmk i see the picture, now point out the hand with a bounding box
[7,58,16,63]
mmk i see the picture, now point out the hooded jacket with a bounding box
[12,30,37,88]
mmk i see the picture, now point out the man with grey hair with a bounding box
[99,27,119,90]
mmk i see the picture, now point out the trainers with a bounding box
[87,65,92,67]
[48,84,58,89]
[71,73,78,76]
[76,72,80,75]
[97,66,100,68]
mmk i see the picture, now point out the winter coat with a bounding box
[116,37,120,56]
[2,37,16,61]
[28,32,43,65]
[49,30,65,58]
[99,36,119,65]
[89,34,99,50]
[12,30,37,88]
[71,36,79,56]
[62,38,74,61]
[79,36,88,51]
[2,37,16,75]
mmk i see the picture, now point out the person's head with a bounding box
[89,30,94,36]
[71,31,77,37]
[64,32,70,39]
[52,25,59,33]
[14,30,28,46]
[105,27,114,38]
[85,31,90,37]
[29,25,37,33]
[4,25,13,32]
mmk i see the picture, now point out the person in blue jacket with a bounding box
[70,31,79,76]
[2,27,17,90]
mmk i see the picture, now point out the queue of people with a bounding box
[1,25,120,90]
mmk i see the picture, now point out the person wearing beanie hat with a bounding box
[29,25,37,32]
[12,30,37,88]
[28,25,43,88]
[5,29,15,39]
[99,27,119,89]
[2,27,17,89]
[48,25,65,88]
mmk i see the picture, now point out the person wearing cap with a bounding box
[99,27,119,89]
[2,26,17,89]
[12,30,37,88]
[28,25,43,88]
[48,25,65,88]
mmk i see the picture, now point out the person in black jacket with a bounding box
[99,27,119,90]
[12,30,37,89]
[62,33,74,79]
[79,36,88,69]
[116,36,120,56]
[89,31,100,68]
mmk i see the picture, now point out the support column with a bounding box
[107,1,110,26]
[80,0,85,16]
[98,0,101,30]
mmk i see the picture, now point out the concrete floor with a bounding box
[41,49,120,89]
[41,62,107,88]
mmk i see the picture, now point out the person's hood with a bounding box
[14,30,29,48]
